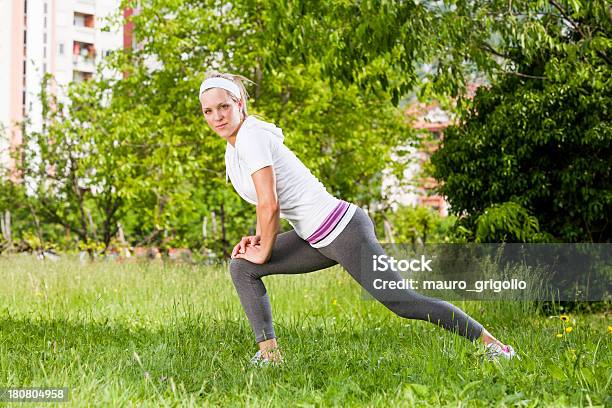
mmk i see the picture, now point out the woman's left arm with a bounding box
[234,165,279,264]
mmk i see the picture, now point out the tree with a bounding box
[431,1,611,242]
[95,0,415,253]
[16,76,139,258]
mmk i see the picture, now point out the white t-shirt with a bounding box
[225,116,355,247]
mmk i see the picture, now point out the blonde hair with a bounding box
[202,71,252,119]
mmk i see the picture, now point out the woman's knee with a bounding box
[229,258,256,282]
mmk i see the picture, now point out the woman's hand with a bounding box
[231,235,261,259]
[233,243,269,264]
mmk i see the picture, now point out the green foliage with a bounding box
[4,0,610,252]
[94,0,411,253]
[379,205,456,244]
[4,0,415,256]
[16,75,131,256]
[431,0,611,242]
[473,202,552,243]
[0,159,66,252]
[237,0,434,104]
[0,177,30,246]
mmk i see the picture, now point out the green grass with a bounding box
[0,255,609,407]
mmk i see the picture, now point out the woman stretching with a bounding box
[198,71,518,364]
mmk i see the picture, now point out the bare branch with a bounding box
[549,0,587,39]
[480,42,510,60]
[496,70,548,80]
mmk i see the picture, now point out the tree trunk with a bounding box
[202,216,207,240]
[4,211,11,247]
[27,201,45,257]
[220,204,228,257]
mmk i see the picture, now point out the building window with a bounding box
[22,60,26,74]
[44,2,47,13]
[73,41,96,59]
[74,12,94,28]
[73,13,84,26]
[58,43,64,55]
[43,47,46,58]
[43,63,47,72]
[43,33,47,43]
[22,91,26,105]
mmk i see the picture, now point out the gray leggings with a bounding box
[229,207,484,343]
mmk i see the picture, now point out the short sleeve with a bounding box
[237,129,274,175]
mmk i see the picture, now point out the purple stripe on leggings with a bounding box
[309,204,351,245]
[307,201,348,242]
[307,201,349,243]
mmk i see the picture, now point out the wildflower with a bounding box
[560,315,570,322]
[556,333,563,338]
[608,326,612,334]
[565,327,573,333]
[332,299,337,306]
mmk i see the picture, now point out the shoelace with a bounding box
[485,343,519,361]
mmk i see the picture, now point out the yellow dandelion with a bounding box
[556,333,563,338]
[332,299,338,306]
[607,326,611,334]
[559,315,570,322]
[565,326,573,333]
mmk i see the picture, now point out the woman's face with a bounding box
[200,88,243,141]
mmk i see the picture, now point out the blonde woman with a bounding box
[198,72,518,365]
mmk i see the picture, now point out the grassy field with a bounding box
[0,255,609,407]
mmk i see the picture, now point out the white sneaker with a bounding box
[485,343,520,361]
[250,349,283,367]
[250,350,270,366]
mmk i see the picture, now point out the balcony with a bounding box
[72,55,95,72]
[73,12,95,42]
[74,12,94,28]
[72,41,96,72]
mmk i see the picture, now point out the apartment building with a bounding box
[0,0,128,172]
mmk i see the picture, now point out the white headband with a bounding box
[199,77,241,99]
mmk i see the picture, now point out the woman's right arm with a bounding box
[233,166,279,263]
